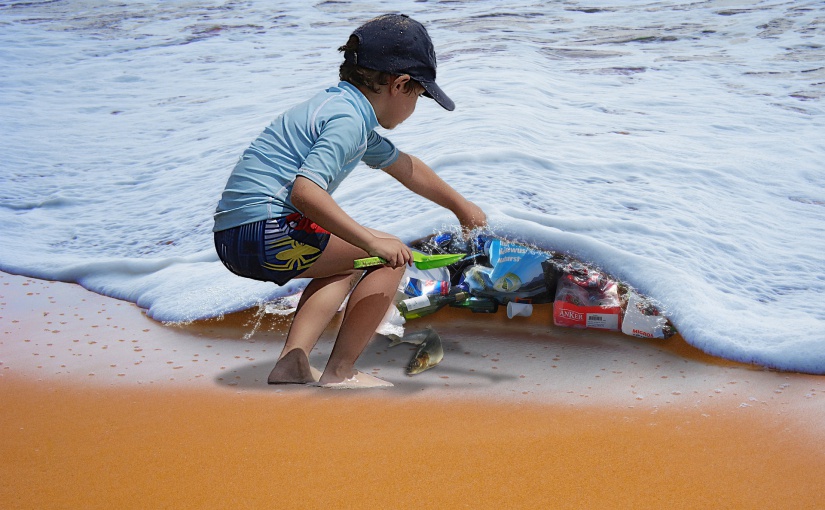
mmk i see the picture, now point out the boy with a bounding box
[213,14,486,388]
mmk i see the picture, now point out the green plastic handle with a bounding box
[353,252,466,270]
[353,256,387,269]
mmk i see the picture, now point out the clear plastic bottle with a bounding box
[397,291,469,320]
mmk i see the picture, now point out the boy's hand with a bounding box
[455,200,487,237]
[368,237,414,268]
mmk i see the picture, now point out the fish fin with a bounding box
[401,328,433,345]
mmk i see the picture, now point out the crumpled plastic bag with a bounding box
[461,238,552,303]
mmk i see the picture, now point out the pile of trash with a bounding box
[394,232,677,340]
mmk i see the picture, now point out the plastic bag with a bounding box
[553,271,623,330]
[486,238,547,293]
[621,290,676,339]
[395,264,451,303]
[458,239,553,303]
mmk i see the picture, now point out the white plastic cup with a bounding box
[506,302,533,319]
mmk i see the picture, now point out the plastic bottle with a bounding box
[397,291,469,320]
[404,277,450,297]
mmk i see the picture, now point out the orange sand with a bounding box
[2,376,823,509]
[2,273,824,508]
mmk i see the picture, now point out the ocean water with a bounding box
[1,1,823,373]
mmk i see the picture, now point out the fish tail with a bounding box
[387,334,404,347]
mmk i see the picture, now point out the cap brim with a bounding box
[421,81,455,111]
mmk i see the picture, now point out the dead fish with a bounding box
[406,329,444,375]
[387,327,433,348]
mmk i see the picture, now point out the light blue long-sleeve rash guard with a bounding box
[213,81,399,232]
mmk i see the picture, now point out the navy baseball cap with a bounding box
[347,14,454,111]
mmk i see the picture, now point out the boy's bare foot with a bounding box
[267,349,320,384]
[316,371,393,389]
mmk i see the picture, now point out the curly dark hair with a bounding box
[338,35,420,95]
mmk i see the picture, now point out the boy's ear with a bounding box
[389,74,411,95]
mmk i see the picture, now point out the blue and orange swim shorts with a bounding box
[214,213,331,285]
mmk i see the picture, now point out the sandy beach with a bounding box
[2,270,824,509]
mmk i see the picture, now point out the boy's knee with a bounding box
[370,263,406,280]
[392,263,408,280]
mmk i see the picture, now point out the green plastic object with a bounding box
[353,251,466,270]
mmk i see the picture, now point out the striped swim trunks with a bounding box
[214,213,331,285]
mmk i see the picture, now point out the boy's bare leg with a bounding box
[267,229,405,386]
[268,272,361,384]
[318,264,405,386]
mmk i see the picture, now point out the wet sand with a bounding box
[2,271,824,508]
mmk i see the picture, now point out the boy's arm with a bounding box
[382,152,487,232]
[290,176,413,267]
